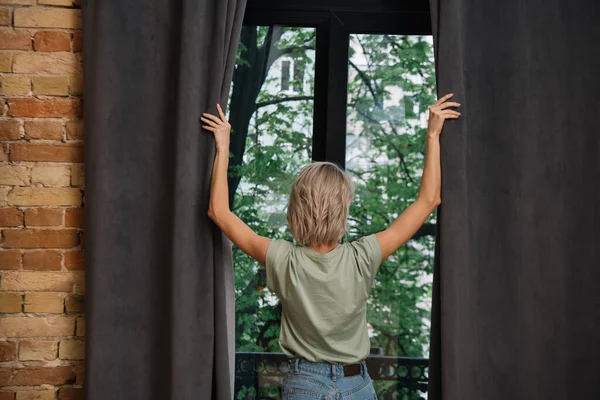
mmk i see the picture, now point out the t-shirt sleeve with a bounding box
[350,234,383,290]
[265,239,293,296]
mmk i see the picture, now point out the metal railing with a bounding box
[234,352,428,400]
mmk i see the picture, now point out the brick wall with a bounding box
[0,1,84,399]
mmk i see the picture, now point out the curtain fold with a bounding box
[428,0,600,398]
[82,0,246,398]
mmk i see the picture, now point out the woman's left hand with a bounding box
[427,93,461,136]
[201,104,231,152]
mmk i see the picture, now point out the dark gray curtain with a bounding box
[428,0,600,399]
[82,0,246,398]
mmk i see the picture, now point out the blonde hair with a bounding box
[287,162,354,246]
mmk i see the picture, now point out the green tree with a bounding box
[346,34,437,357]
[228,28,436,359]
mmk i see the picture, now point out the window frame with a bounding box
[244,0,432,168]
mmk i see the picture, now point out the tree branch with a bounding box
[348,46,417,184]
[255,95,314,110]
[349,60,380,106]
[356,36,385,102]
[353,108,416,184]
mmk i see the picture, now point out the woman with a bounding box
[202,94,460,400]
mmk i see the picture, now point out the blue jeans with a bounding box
[282,358,377,400]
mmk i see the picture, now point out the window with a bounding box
[230,2,433,399]
[279,58,306,93]
[293,61,305,93]
[280,60,291,91]
[228,25,316,351]
[346,34,437,359]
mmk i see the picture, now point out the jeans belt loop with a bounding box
[331,363,337,382]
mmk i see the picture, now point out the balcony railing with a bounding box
[235,352,428,400]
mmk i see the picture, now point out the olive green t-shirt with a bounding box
[265,234,382,365]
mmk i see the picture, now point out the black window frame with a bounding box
[244,0,432,168]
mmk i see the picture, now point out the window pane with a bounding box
[346,33,436,395]
[281,60,291,91]
[228,25,316,399]
[292,60,305,93]
[346,35,435,399]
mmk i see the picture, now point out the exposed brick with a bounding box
[73,272,84,294]
[22,250,61,270]
[24,208,63,227]
[13,53,81,75]
[0,0,34,5]
[2,229,79,248]
[23,120,62,140]
[0,30,31,50]
[73,364,83,384]
[0,250,21,270]
[58,388,82,400]
[0,371,12,387]
[0,292,22,312]
[0,8,10,27]
[24,292,64,313]
[71,32,81,53]
[58,339,83,360]
[0,53,11,72]
[64,208,82,228]
[0,187,11,206]
[8,98,81,118]
[0,207,23,226]
[0,166,29,186]
[0,144,7,162]
[0,341,17,361]
[10,143,83,162]
[0,391,14,400]
[68,75,81,96]
[70,165,83,187]
[64,120,82,140]
[14,8,81,29]
[33,31,70,52]
[15,390,56,400]
[0,292,21,313]
[31,166,70,187]
[0,366,74,386]
[63,250,82,270]
[38,0,73,5]
[19,340,57,361]
[0,76,31,95]
[64,294,83,313]
[33,76,69,96]
[0,125,12,145]
[1,271,81,292]
[8,188,81,207]
[0,120,20,140]
[75,316,84,336]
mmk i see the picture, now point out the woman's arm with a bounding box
[202,104,271,265]
[375,94,460,262]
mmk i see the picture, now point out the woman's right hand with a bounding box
[427,93,461,136]
[201,103,231,153]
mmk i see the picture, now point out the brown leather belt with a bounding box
[342,363,361,376]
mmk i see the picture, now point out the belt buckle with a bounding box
[342,363,361,377]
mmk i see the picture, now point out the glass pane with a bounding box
[346,34,436,399]
[228,25,316,400]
